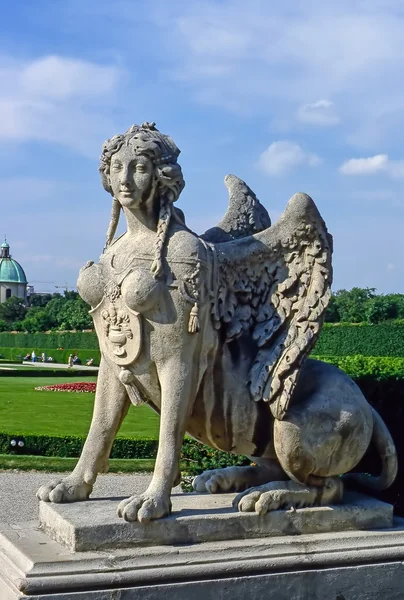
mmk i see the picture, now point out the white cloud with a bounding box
[297,100,340,126]
[340,154,388,175]
[20,56,120,100]
[149,1,404,143]
[257,141,321,176]
[340,154,404,177]
[0,55,123,155]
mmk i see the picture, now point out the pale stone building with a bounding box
[0,238,28,303]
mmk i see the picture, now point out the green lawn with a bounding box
[0,376,160,438]
[0,454,155,472]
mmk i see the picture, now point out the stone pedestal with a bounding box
[39,491,393,551]
[1,492,403,599]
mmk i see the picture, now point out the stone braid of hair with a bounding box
[105,198,121,248]
[151,195,172,279]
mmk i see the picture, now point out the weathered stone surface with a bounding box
[35,121,398,527]
[39,491,393,552]
[1,517,404,599]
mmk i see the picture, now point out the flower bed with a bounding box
[34,382,96,393]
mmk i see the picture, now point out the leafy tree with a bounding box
[29,293,53,308]
[330,288,376,323]
[324,288,404,324]
[366,294,404,324]
[44,296,67,328]
[0,319,8,332]
[57,298,92,330]
[0,297,27,323]
[64,290,80,301]
[324,295,339,322]
[20,308,53,333]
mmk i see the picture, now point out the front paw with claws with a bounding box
[36,477,93,503]
[117,493,171,523]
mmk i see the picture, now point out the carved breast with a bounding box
[121,269,162,313]
[77,263,105,308]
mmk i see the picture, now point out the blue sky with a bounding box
[1,0,403,293]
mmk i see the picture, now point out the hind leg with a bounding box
[233,476,343,514]
[193,457,288,493]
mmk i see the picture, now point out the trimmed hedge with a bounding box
[0,347,100,364]
[0,331,98,349]
[0,433,247,469]
[0,368,97,377]
[314,322,404,357]
[315,355,404,380]
[0,433,158,458]
[1,323,404,360]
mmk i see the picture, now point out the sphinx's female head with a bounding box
[99,122,184,210]
[99,123,185,277]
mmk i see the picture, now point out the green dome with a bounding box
[0,257,27,283]
[1,240,9,249]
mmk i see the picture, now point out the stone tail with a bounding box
[345,407,398,491]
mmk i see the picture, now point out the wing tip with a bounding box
[224,173,241,187]
[286,192,322,221]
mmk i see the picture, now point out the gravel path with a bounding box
[0,472,180,524]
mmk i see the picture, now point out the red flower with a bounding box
[34,382,96,393]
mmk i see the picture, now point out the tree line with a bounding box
[0,287,403,332]
[325,288,404,324]
[0,292,92,332]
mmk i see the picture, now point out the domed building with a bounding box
[0,238,28,303]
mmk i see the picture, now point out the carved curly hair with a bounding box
[99,122,185,279]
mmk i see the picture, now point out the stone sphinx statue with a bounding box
[37,122,397,523]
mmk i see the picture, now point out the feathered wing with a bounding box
[212,192,333,420]
[202,174,271,243]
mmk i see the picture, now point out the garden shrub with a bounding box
[0,347,100,364]
[314,355,404,380]
[0,433,158,458]
[0,331,98,349]
[314,322,404,357]
[0,433,248,465]
[0,368,96,377]
[2,324,404,359]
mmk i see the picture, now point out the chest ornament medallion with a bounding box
[90,281,142,367]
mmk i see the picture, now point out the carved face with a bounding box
[109,144,154,208]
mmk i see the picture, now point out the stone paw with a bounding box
[233,484,308,515]
[36,477,93,503]
[117,493,172,523]
[193,466,249,493]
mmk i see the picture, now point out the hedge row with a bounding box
[0,433,248,470]
[0,368,97,377]
[1,322,404,358]
[314,322,404,357]
[315,355,404,380]
[0,331,98,349]
[0,347,101,364]
[0,433,157,458]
